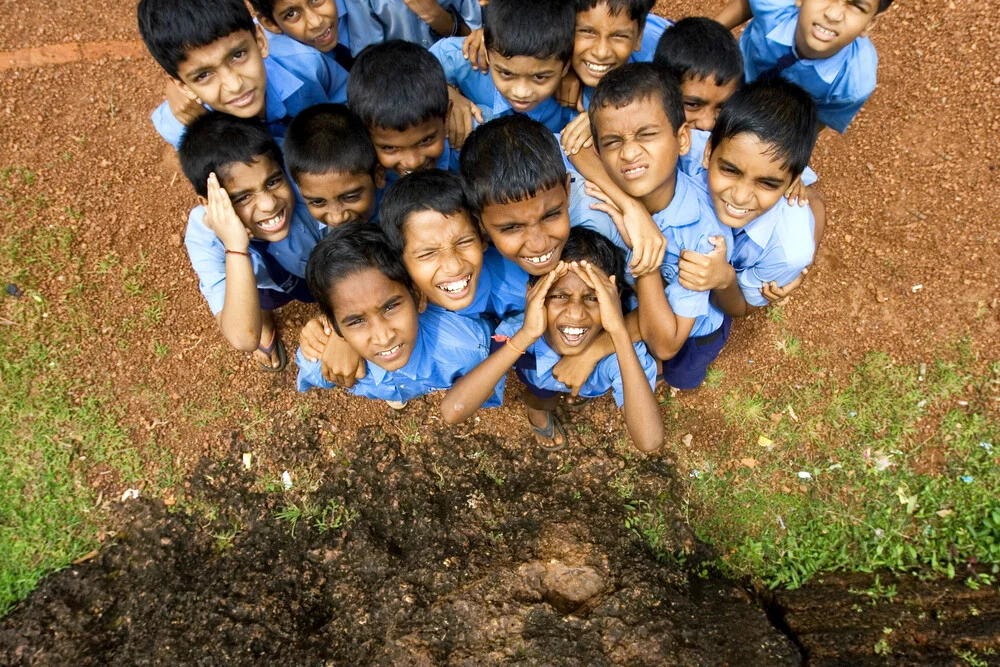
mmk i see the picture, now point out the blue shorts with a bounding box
[515,367,561,400]
[662,315,731,390]
[257,287,305,312]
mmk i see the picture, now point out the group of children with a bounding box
[139,0,892,451]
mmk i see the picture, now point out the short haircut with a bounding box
[137,0,255,79]
[653,17,743,87]
[347,40,449,131]
[575,0,655,32]
[246,0,277,21]
[710,78,818,179]
[178,113,283,198]
[459,115,568,219]
[305,222,416,334]
[561,227,626,290]
[484,0,576,63]
[378,170,470,253]
[284,104,378,180]
[589,62,686,137]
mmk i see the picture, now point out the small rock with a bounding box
[170,233,181,247]
[541,562,606,613]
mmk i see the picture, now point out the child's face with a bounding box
[259,0,339,52]
[593,96,690,212]
[487,52,570,113]
[216,155,296,242]
[329,268,424,371]
[296,170,381,227]
[543,268,604,357]
[478,177,571,276]
[174,26,269,119]
[794,0,878,59]
[680,75,740,132]
[572,5,643,88]
[369,118,447,178]
[402,210,486,311]
[703,133,795,229]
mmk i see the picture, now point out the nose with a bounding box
[304,8,323,30]
[219,66,242,94]
[441,249,463,275]
[592,36,613,60]
[370,316,393,347]
[565,297,586,321]
[621,137,642,161]
[511,81,532,101]
[523,226,548,255]
[257,190,278,212]
[692,111,714,132]
[397,150,423,173]
[731,180,753,206]
[824,1,845,21]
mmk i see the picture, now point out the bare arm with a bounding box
[715,0,753,29]
[611,328,663,452]
[634,270,696,359]
[403,0,470,36]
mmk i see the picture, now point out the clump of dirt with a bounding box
[0,412,799,665]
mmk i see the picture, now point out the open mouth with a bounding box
[509,99,535,112]
[521,249,555,266]
[312,27,335,46]
[583,60,615,76]
[811,23,838,41]
[256,208,286,233]
[227,90,256,109]
[621,164,648,180]
[721,200,753,219]
[436,274,472,298]
[375,343,404,362]
[558,325,590,346]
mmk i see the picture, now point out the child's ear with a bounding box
[561,60,572,78]
[563,172,572,194]
[794,0,803,7]
[170,76,201,103]
[416,290,427,314]
[861,14,880,36]
[676,121,692,157]
[256,12,283,34]
[633,24,645,53]
[374,165,387,190]
[701,136,712,171]
[197,194,208,207]
[254,24,270,59]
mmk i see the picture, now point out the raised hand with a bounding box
[573,261,626,336]
[519,262,568,343]
[204,173,250,252]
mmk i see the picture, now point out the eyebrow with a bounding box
[683,95,707,104]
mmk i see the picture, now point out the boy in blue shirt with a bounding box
[677,79,827,314]
[441,228,662,452]
[249,0,352,68]
[430,0,578,143]
[716,0,892,133]
[283,104,384,227]
[178,114,326,372]
[139,0,346,149]
[347,41,461,181]
[296,223,499,409]
[345,0,482,55]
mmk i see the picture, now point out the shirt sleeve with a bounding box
[344,0,385,56]
[294,347,338,391]
[736,208,815,307]
[443,0,483,30]
[151,101,187,150]
[747,0,795,19]
[184,209,229,316]
[430,37,474,88]
[817,94,868,134]
[605,342,658,407]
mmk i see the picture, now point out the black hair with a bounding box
[653,17,743,87]
[459,115,568,218]
[137,0,255,79]
[589,62,686,137]
[877,0,894,13]
[246,0,277,21]
[378,170,472,253]
[562,227,626,289]
[484,0,576,63]
[575,0,655,32]
[305,222,417,334]
[178,112,284,198]
[284,104,378,181]
[347,40,449,131]
[710,78,818,179]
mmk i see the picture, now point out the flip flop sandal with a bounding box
[257,330,288,372]
[531,411,567,452]
[564,395,594,411]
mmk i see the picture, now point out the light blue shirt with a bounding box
[581,14,673,112]
[184,199,326,315]
[740,0,877,133]
[431,37,576,134]
[295,307,500,404]
[428,246,528,319]
[265,31,349,104]
[681,128,818,185]
[345,0,483,55]
[495,313,657,407]
[152,55,344,149]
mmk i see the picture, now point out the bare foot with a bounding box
[525,405,566,450]
[253,311,284,370]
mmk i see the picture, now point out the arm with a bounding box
[714,0,753,29]
[578,176,666,280]
[551,311,640,395]
[675,235,755,318]
[446,85,483,148]
[635,270,696,359]
[403,0,469,36]
[298,316,367,386]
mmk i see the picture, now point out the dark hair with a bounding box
[178,112,283,198]
[484,0,576,63]
[459,115,568,218]
[710,78,818,179]
[653,17,743,87]
[378,170,471,253]
[246,0,277,21]
[562,227,626,289]
[137,0,255,79]
[575,0,655,31]
[877,0,893,13]
[589,62,686,137]
[305,222,416,334]
[347,40,449,131]
[284,104,378,181]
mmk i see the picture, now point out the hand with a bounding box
[552,347,601,395]
[204,173,251,252]
[586,181,665,277]
[462,28,488,72]
[319,328,366,387]
[446,88,483,149]
[573,261,626,336]
[761,267,808,304]
[560,112,593,155]
[519,262,567,343]
[298,316,330,362]
[556,69,583,110]
[164,79,206,126]
[584,180,628,239]
[678,236,731,291]
[784,175,809,206]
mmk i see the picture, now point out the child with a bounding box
[249,0,354,73]
[345,0,482,55]
[430,0,578,140]
[347,40,460,181]
[296,222,501,409]
[441,228,662,452]
[283,104,384,227]
[588,63,734,390]
[715,0,892,133]
[178,113,326,371]
[139,0,346,148]
[677,78,826,314]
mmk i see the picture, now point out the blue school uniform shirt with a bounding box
[495,313,657,407]
[680,128,818,185]
[295,307,501,405]
[264,32,349,104]
[152,56,344,149]
[580,14,672,112]
[739,0,877,133]
[428,246,528,319]
[345,0,482,55]
[184,200,325,316]
[430,37,576,134]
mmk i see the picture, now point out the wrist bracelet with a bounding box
[449,7,460,36]
[505,337,526,355]
[225,248,251,257]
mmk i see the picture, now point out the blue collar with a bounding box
[741,204,781,249]
[531,334,563,377]
[366,328,427,385]
[767,14,851,84]
[263,58,306,123]
[652,171,702,228]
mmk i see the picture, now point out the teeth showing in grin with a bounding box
[723,201,751,216]
[438,275,471,294]
[623,165,647,178]
[559,326,589,343]
[522,249,554,265]
[584,61,613,74]
[313,27,332,43]
[813,24,837,38]
[257,209,285,231]
[376,344,401,357]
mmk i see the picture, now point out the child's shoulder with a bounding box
[429,36,466,60]
[420,306,493,355]
[747,199,815,265]
[635,14,672,62]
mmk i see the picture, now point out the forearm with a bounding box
[611,330,663,452]
[714,0,753,29]
[441,331,531,423]
[636,274,686,359]
[217,255,263,351]
[568,148,636,213]
[709,267,756,318]
[807,187,827,250]
[414,3,459,37]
